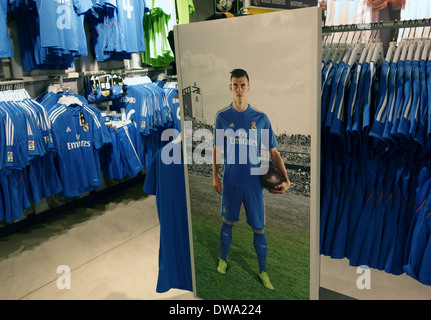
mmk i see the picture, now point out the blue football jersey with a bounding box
[382,61,398,147]
[164,87,181,133]
[143,141,193,293]
[414,59,428,151]
[116,0,147,53]
[35,0,92,52]
[49,102,107,197]
[0,2,13,59]
[214,104,278,189]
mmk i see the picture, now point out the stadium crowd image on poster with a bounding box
[174,7,321,300]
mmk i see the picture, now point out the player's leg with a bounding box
[244,187,273,289]
[252,226,273,290]
[218,184,242,274]
[252,227,267,273]
[218,218,234,274]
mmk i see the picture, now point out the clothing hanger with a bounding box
[406,26,418,61]
[323,32,337,65]
[371,41,384,65]
[364,29,378,63]
[422,26,431,60]
[341,32,353,64]
[413,39,424,62]
[327,29,346,64]
[58,95,82,107]
[106,119,132,130]
[399,27,415,62]
[368,22,384,65]
[347,31,363,66]
[392,26,408,64]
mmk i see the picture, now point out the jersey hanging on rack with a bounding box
[320,34,431,286]
[0,88,62,223]
[112,81,175,168]
[8,0,92,70]
[100,121,145,180]
[176,0,195,24]
[141,5,175,67]
[46,96,112,198]
[90,0,148,62]
[0,1,13,60]
[143,140,193,293]
[164,86,181,134]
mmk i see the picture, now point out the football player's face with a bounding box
[230,76,250,103]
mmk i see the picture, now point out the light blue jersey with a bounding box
[49,102,109,197]
[214,104,278,189]
[0,2,13,59]
[143,141,193,293]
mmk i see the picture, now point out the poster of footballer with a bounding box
[174,7,321,300]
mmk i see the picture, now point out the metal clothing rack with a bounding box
[322,18,431,35]
[0,78,25,91]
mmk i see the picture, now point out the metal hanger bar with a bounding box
[322,18,431,34]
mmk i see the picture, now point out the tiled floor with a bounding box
[0,179,195,300]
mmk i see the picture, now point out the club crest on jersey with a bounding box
[28,140,35,151]
[83,123,89,132]
[141,121,146,129]
[251,122,257,130]
[7,151,13,163]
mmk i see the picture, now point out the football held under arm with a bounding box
[269,147,291,194]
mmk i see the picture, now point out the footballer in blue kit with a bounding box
[212,69,290,290]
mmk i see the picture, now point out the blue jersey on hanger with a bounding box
[414,59,428,151]
[143,141,193,293]
[382,60,398,148]
[49,102,108,197]
[35,0,92,52]
[0,2,13,59]
[164,87,181,133]
[116,0,147,53]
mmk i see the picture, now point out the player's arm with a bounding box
[213,144,223,195]
[269,147,291,194]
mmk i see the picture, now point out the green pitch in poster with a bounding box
[174,7,321,300]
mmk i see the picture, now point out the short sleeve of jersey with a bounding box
[214,113,225,146]
[83,105,104,151]
[263,114,278,150]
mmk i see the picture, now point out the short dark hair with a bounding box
[230,69,249,82]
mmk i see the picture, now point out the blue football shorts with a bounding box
[221,183,265,229]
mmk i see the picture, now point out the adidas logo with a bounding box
[229,123,235,128]
[66,127,72,132]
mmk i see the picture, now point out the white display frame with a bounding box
[174,7,321,300]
